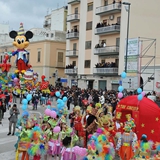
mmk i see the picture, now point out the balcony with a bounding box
[67,14,80,22]
[65,68,78,75]
[66,32,79,40]
[94,46,119,56]
[68,0,80,5]
[93,67,118,76]
[96,3,121,16]
[43,21,51,28]
[66,50,78,57]
[95,25,120,35]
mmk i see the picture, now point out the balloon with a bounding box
[55,91,60,97]
[57,104,63,110]
[118,92,123,99]
[11,74,15,79]
[141,91,146,97]
[60,101,65,108]
[121,72,127,79]
[57,98,62,104]
[63,96,68,102]
[0,84,2,88]
[22,105,27,111]
[26,94,32,101]
[45,109,51,116]
[137,88,142,94]
[51,108,57,112]
[73,146,80,154]
[118,86,124,92]
[50,111,57,119]
[137,94,143,101]
[22,99,28,105]
[53,126,61,133]
[13,77,18,83]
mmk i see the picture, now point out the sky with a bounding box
[0,0,66,31]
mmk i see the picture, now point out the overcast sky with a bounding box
[0,0,66,31]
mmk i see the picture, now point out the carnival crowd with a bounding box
[0,86,159,160]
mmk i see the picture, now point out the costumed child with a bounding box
[61,136,76,160]
[28,126,47,160]
[116,123,137,160]
[15,111,32,160]
[134,134,153,160]
[74,106,84,137]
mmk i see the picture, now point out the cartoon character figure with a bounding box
[40,75,49,92]
[9,23,33,72]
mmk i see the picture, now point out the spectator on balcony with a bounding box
[95,44,100,48]
[96,23,101,28]
[67,30,70,33]
[74,28,78,32]
[113,0,116,4]
[71,29,73,33]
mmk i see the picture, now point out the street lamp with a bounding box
[123,2,131,73]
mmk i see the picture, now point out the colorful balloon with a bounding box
[137,94,143,101]
[118,92,123,99]
[55,91,60,97]
[121,72,127,79]
[137,88,142,94]
[118,86,124,92]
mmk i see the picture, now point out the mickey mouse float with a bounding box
[9,23,33,72]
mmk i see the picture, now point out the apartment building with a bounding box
[66,0,160,91]
[43,6,68,32]
[66,0,121,90]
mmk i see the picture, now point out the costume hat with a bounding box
[18,23,25,36]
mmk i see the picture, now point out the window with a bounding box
[117,17,121,24]
[86,21,92,30]
[58,52,64,62]
[72,61,76,66]
[116,38,120,46]
[73,43,77,50]
[46,33,49,37]
[101,59,105,63]
[84,60,91,68]
[87,2,93,11]
[104,0,108,6]
[51,33,54,37]
[85,41,92,49]
[37,51,41,62]
[75,7,78,14]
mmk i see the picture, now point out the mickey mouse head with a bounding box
[9,23,33,50]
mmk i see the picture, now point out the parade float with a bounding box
[0,23,50,93]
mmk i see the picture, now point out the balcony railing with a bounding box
[68,0,80,4]
[65,68,78,74]
[95,25,120,35]
[56,62,65,68]
[94,46,119,56]
[67,14,80,22]
[93,67,118,75]
[66,32,79,39]
[96,3,121,15]
[66,50,78,57]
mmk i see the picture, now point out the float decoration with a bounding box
[9,23,33,72]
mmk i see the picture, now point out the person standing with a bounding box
[7,104,20,136]
[12,89,18,103]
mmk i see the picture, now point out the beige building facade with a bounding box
[66,0,160,91]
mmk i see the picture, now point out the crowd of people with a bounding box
[0,85,160,159]
[65,64,76,69]
[95,62,117,68]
